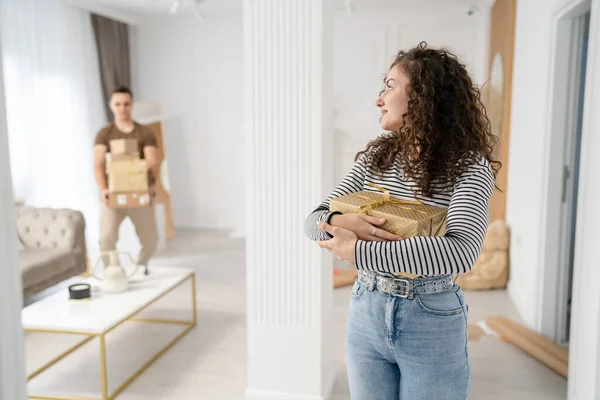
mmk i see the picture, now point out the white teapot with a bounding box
[93,250,139,293]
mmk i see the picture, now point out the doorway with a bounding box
[557,11,590,345]
[539,1,591,346]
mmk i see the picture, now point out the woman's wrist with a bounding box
[353,238,361,267]
[328,212,343,226]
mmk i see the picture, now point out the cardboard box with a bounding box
[106,159,149,193]
[108,190,152,208]
[329,184,447,238]
[106,159,147,175]
[109,138,138,156]
[108,173,148,192]
[110,153,139,162]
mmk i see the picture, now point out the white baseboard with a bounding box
[245,389,326,400]
[245,372,336,400]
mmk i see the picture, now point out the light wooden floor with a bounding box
[25,229,568,399]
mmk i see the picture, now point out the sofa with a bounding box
[16,206,87,298]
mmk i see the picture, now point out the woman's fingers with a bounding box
[356,215,403,240]
[358,214,387,225]
[365,226,403,241]
[374,229,403,241]
[318,221,338,236]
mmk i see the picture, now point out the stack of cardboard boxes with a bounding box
[106,139,152,208]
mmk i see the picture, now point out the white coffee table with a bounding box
[22,266,196,400]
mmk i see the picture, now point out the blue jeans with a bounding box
[346,276,470,400]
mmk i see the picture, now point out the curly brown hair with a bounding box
[356,42,501,197]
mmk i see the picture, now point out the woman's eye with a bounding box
[378,85,392,96]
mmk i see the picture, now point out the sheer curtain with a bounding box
[0,0,106,250]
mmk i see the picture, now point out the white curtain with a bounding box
[0,0,106,250]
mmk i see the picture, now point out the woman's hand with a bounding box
[330,213,403,241]
[317,222,358,265]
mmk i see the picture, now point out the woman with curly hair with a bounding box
[304,42,500,399]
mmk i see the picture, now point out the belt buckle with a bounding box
[391,278,410,298]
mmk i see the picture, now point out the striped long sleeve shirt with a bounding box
[304,153,495,277]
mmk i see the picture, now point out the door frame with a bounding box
[538,0,591,345]
[539,0,600,398]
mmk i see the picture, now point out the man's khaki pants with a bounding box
[99,203,158,266]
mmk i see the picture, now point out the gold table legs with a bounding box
[27,274,197,400]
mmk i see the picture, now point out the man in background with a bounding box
[93,86,159,274]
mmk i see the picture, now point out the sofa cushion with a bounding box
[20,249,76,290]
[16,207,85,251]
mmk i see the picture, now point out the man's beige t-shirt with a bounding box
[94,122,158,159]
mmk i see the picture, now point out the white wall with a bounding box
[333,7,488,185]
[131,14,244,232]
[505,0,572,329]
[131,5,488,233]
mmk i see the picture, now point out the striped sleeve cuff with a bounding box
[354,239,408,274]
[315,211,342,241]
[322,211,342,224]
[354,240,371,272]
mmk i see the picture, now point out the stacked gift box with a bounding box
[106,139,151,208]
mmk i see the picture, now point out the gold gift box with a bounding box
[329,184,447,278]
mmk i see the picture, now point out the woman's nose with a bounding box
[375,96,384,107]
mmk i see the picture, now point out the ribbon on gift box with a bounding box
[350,183,429,215]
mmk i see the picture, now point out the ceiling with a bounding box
[68,0,240,18]
[67,0,495,24]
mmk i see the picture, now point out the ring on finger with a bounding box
[372,228,377,236]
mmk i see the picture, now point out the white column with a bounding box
[0,36,27,400]
[243,1,335,399]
